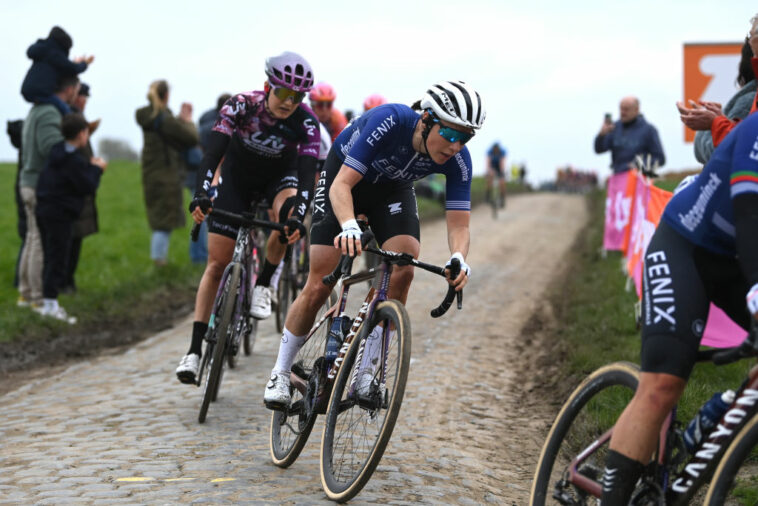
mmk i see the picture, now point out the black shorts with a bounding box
[640,221,750,379]
[310,150,420,247]
[489,164,505,179]
[208,165,297,239]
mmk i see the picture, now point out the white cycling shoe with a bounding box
[250,285,272,320]
[264,372,291,410]
[176,353,200,384]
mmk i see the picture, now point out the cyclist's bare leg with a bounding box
[380,234,420,304]
[609,371,686,461]
[265,188,297,265]
[498,177,506,202]
[194,232,236,322]
[283,244,342,336]
[485,169,494,202]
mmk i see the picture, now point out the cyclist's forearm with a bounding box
[445,210,470,257]
[294,155,318,219]
[330,179,356,225]
[197,131,229,193]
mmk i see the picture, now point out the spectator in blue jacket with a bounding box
[594,96,665,174]
[20,26,94,115]
[36,113,106,324]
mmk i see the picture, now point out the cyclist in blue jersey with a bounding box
[600,112,758,504]
[486,142,507,208]
[263,80,486,409]
[175,52,321,384]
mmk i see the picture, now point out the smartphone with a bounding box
[604,113,612,123]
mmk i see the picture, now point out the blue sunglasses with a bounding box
[432,118,474,145]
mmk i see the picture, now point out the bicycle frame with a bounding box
[560,356,758,504]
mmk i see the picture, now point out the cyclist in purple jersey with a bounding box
[176,51,320,384]
[264,81,486,409]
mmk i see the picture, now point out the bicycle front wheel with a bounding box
[270,289,338,468]
[530,362,639,505]
[704,413,758,505]
[198,263,241,424]
[320,299,411,502]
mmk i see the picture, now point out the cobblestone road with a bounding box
[0,193,587,504]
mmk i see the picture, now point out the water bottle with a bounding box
[683,390,735,452]
[325,316,344,365]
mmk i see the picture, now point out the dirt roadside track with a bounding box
[0,192,587,504]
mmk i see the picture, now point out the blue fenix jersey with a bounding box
[662,112,758,256]
[333,104,473,211]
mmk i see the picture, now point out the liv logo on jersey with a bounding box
[388,202,402,215]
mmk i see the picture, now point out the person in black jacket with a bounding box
[20,26,93,115]
[36,114,106,324]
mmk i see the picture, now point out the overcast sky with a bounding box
[1,0,756,184]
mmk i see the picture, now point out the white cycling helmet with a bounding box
[420,80,486,130]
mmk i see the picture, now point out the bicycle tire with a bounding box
[320,299,411,502]
[530,361,640,505]
[270,289,338,468]
[198,264,241,424]
[704,413,758,505]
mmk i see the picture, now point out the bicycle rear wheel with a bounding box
[704,413,758,505]
[320,299,411,502]
[198,264,241,424]
[530,361,639,505]
[270,289,338,467]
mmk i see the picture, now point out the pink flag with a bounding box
[701,304,749,348]
[603,172,634,250]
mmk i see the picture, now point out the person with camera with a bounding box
[594,96,665,174]
[263,80,485,409]
[175,52,321,384]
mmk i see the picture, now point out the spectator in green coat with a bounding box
[135,79,198,265]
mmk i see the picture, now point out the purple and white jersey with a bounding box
[213,90,320,162]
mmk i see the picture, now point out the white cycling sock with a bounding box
[272,327,306,375]
[270,261,284,291]
[358,324,385,373]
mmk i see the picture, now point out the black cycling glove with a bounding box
[189,191,212,214]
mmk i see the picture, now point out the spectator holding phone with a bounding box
[594,96,665,174]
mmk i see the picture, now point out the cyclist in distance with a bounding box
[599,112,758,504]
[485,141,506,208]
[263,80,485,409]
[363,93,387,112]
[308,81,347,143]
[175,51,321,384]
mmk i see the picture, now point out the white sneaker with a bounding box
[250,285,272,320]
[41,305,77,324]
[264,372,291,410]
[176,353,200,384]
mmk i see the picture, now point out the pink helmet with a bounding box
[264,51,314,92]
[363,93,387,111]
[309,82,336,102]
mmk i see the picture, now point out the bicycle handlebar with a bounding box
[712,334,758,365]
[190,208,285,242]
[322,229,376,286]
[322,232,464,318]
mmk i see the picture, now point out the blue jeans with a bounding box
[189,221,208,263]
[150,230,171,262]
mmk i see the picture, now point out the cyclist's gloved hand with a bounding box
[189,191,212,214]
[335,218,362,257]
[445,252,470,291]
[281,217,306,244]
